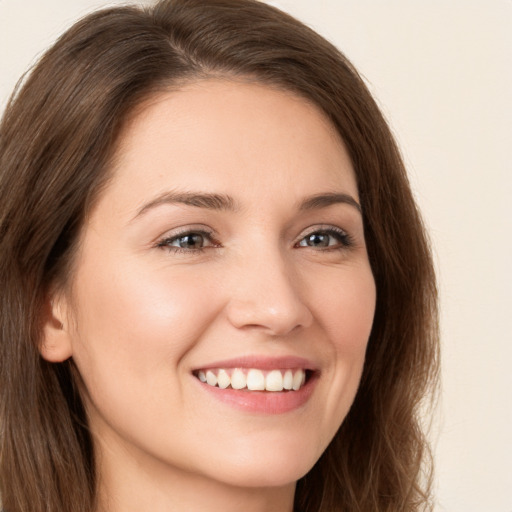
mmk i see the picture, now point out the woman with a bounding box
[0,1,439,511]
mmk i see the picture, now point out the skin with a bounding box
[42,80,376,512]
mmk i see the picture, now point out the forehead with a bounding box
[101,79,357,217]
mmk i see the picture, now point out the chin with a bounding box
[210,461,311,489]
[197,434,323,489]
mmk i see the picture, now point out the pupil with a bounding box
[180,234,203,248]
[308,233,329,247]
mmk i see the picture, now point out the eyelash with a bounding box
[295,226,354,250]
[156,228,219,254]
[156,226,354,254]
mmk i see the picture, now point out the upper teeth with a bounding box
[197,368,306,392]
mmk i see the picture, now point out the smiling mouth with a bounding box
[193,368,312,392]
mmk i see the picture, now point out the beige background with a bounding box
[1,1,511,510]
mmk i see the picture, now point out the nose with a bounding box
[224,249,313,336]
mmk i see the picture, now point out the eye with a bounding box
[296,227,352,249]
[171,233,206,249]
[156,229,218,253]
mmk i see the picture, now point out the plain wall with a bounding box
[1,1,511,510]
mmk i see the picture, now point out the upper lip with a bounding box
[192,355,319,372]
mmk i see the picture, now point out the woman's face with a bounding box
[54,80,376,491]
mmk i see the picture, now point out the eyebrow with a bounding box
[298,193,362,214]
[132,189,361,222]
[133,191,238,220]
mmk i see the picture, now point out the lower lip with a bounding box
[194,373,318,414]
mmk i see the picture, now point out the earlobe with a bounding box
[39,293,74,362]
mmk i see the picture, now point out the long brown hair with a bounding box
[0,1,439,511]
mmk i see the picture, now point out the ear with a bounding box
[39,290,74,362]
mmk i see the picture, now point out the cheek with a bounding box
[67,255,228,459]
[308,264,376,435]
[313,264,376,354]
[68,255,221,395]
